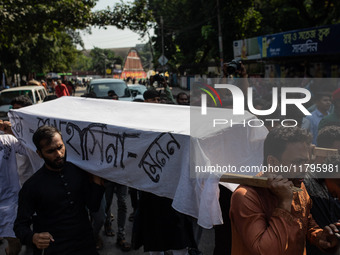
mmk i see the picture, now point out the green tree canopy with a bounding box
[0,0,143,78]
[2,0,340,79]
[89,47,123,75]
[102,0,340,74]
[0,0,98,77]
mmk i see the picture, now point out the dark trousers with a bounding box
[213,184,232,255]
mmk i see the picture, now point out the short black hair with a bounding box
[324,154,340,168]
[314,92,331,102]
[108,90,117,96]
[317,126,340,148]
[324,154,340,179]
[33,125,62,151]
[263,126,312,165]
[11,95,33,107]
[143,90,160,100]
[43,95,58,102]
[176,92,188,100]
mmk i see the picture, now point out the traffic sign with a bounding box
[158,55,168,66]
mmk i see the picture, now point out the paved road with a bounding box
[0,85,215,255]
[1,199,214,255]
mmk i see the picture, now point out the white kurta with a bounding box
[16,147,37,186]
[0,134,26,237]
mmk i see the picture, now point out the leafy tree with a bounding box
[257,0,340,34]
[72,53,92,72]
[98,0,262,74]
[104,0,340,74]
[138,43,154,70]
[135,0,263,74]
[89,47,122,75]
[91,0,153,34]
[2,0,340,80]
[0,0,97,78]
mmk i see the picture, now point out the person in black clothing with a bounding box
[14,125,105,255]
[131,91,197,254]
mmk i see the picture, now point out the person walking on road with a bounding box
[55,80,70,97]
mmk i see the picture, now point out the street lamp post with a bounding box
[217,0,224,77]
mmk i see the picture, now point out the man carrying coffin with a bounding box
[14,125,104,255]
[230,126,340,255]
[131,90,196,254]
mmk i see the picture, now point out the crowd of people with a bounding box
[3,78,80,97]
[1,63,340,255]
[0,78,192,255]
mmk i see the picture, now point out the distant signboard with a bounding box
[113,69,122,74]
[233,37,261,60]
[58,72,72,75]
[121,71,147,79]
[46,72,61,79]
[158,55,168,66]
[233,23,340,59]
[261,24,339,58]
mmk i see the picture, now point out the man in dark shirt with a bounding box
[14,125,104,255]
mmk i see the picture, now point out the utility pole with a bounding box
[104,59,106,78]
[147,31,155,62]
[101,53,107,78]
[161,16,165,74]
[217,0,224,77]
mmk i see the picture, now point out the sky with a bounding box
[79,0,150,50]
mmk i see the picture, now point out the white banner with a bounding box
[9,97,267,228]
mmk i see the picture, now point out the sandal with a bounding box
[104,223,115,237]
[116,238,131,252]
